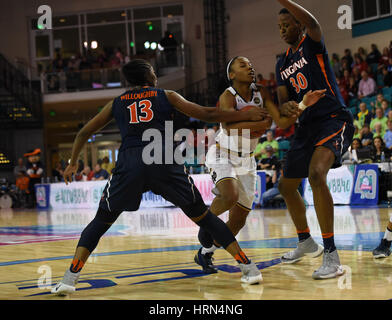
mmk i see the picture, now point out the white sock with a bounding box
[384,227,392,242]
[201,245,218,255]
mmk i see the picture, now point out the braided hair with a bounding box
[122,59,153,86]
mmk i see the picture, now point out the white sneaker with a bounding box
[51,269,80,296]
[238,262,263,285]
[281,237,324,264]
[51,282,76,296]
[312,250,344,280]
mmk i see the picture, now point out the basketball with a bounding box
[240,105,266,138]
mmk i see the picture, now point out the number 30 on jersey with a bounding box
[127,99,154,124]
[289,72,308,93]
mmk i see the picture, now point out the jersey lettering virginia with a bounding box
[112,87,174,150]
[276,34,346,124]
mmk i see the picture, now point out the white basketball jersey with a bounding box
[215,85,264,153]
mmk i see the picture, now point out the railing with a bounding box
[0,53,42,123]
[41,46,189,94]
[177,73,224,107]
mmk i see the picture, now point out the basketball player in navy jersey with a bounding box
[195,56,326,274]
[51,59,267,295]
[274,0,355,279]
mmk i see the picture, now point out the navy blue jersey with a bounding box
[112,87,174,150]
[276,34,346,124]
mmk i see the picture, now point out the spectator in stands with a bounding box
[101,156,115,175]
[388,110,392,122]
[74,160,85,181]
[261,162,284,208]
[384,120,392,150]
[256,73,269,87]
[358,47,367,62]
[370,107,388,134]
[373,122,385,139]
[340,69,351,88]
[331,53,341,78]
[97,51,108,68]
[379,47,390,68]
[15,170,30,207]
[358,70,376,99]
[357,102,372,128]
[342,138,363,162]
[353,54,368,74]
[371,136,391,162]
[388,57,392,72]
[268,72,278,102]
[371,93,385,111]
[381,99,391,117]
[254,130,279,160]
[341,58,351,75]
[337,78,348,104]
[92,163,109,181]
[13,158,26,180]
[275,124,295,140]
[347,77,358,101]
[52,162,64,181]
[342,48,354,70]
[366,44,381,68]
[353,123,361,139]
[382,66,392,87]
[79,56,91,71]
[360,123,374,146]
[352,67,362,87]
[257,145,278,170]
[79,165,94,181]
[160,31,178,66]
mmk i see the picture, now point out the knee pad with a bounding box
[196,211,236,249]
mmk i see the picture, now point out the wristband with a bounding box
[298,100,308,111]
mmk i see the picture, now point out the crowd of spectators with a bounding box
[329,41,392,165]
[51,156,115,183]
[40,48,130,76]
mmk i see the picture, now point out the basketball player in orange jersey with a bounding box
[274,0,355,279]
[51,59,269,295]
[195,55,326,274]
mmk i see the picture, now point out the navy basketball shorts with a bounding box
[283,108,355,179]
[99,146,207,218]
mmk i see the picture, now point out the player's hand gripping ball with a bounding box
[240,105,270,138]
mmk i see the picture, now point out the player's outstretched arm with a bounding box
[63,100,114,184]
[165,90,265,123]
[276,0,322,42]
[263,86,326,129]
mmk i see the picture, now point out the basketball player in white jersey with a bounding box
[195,56,326,273]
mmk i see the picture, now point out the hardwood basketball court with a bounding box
[0,205,391,300]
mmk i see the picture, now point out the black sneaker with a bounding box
[194,248,218,274]
[373,239,392,259]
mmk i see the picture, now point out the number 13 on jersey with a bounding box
[127,99,154,124]
[290,72,308,94]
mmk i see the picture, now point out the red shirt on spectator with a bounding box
[275,124,295,139]
[353,61,368,74]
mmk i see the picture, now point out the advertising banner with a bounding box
[303,165,354,205]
